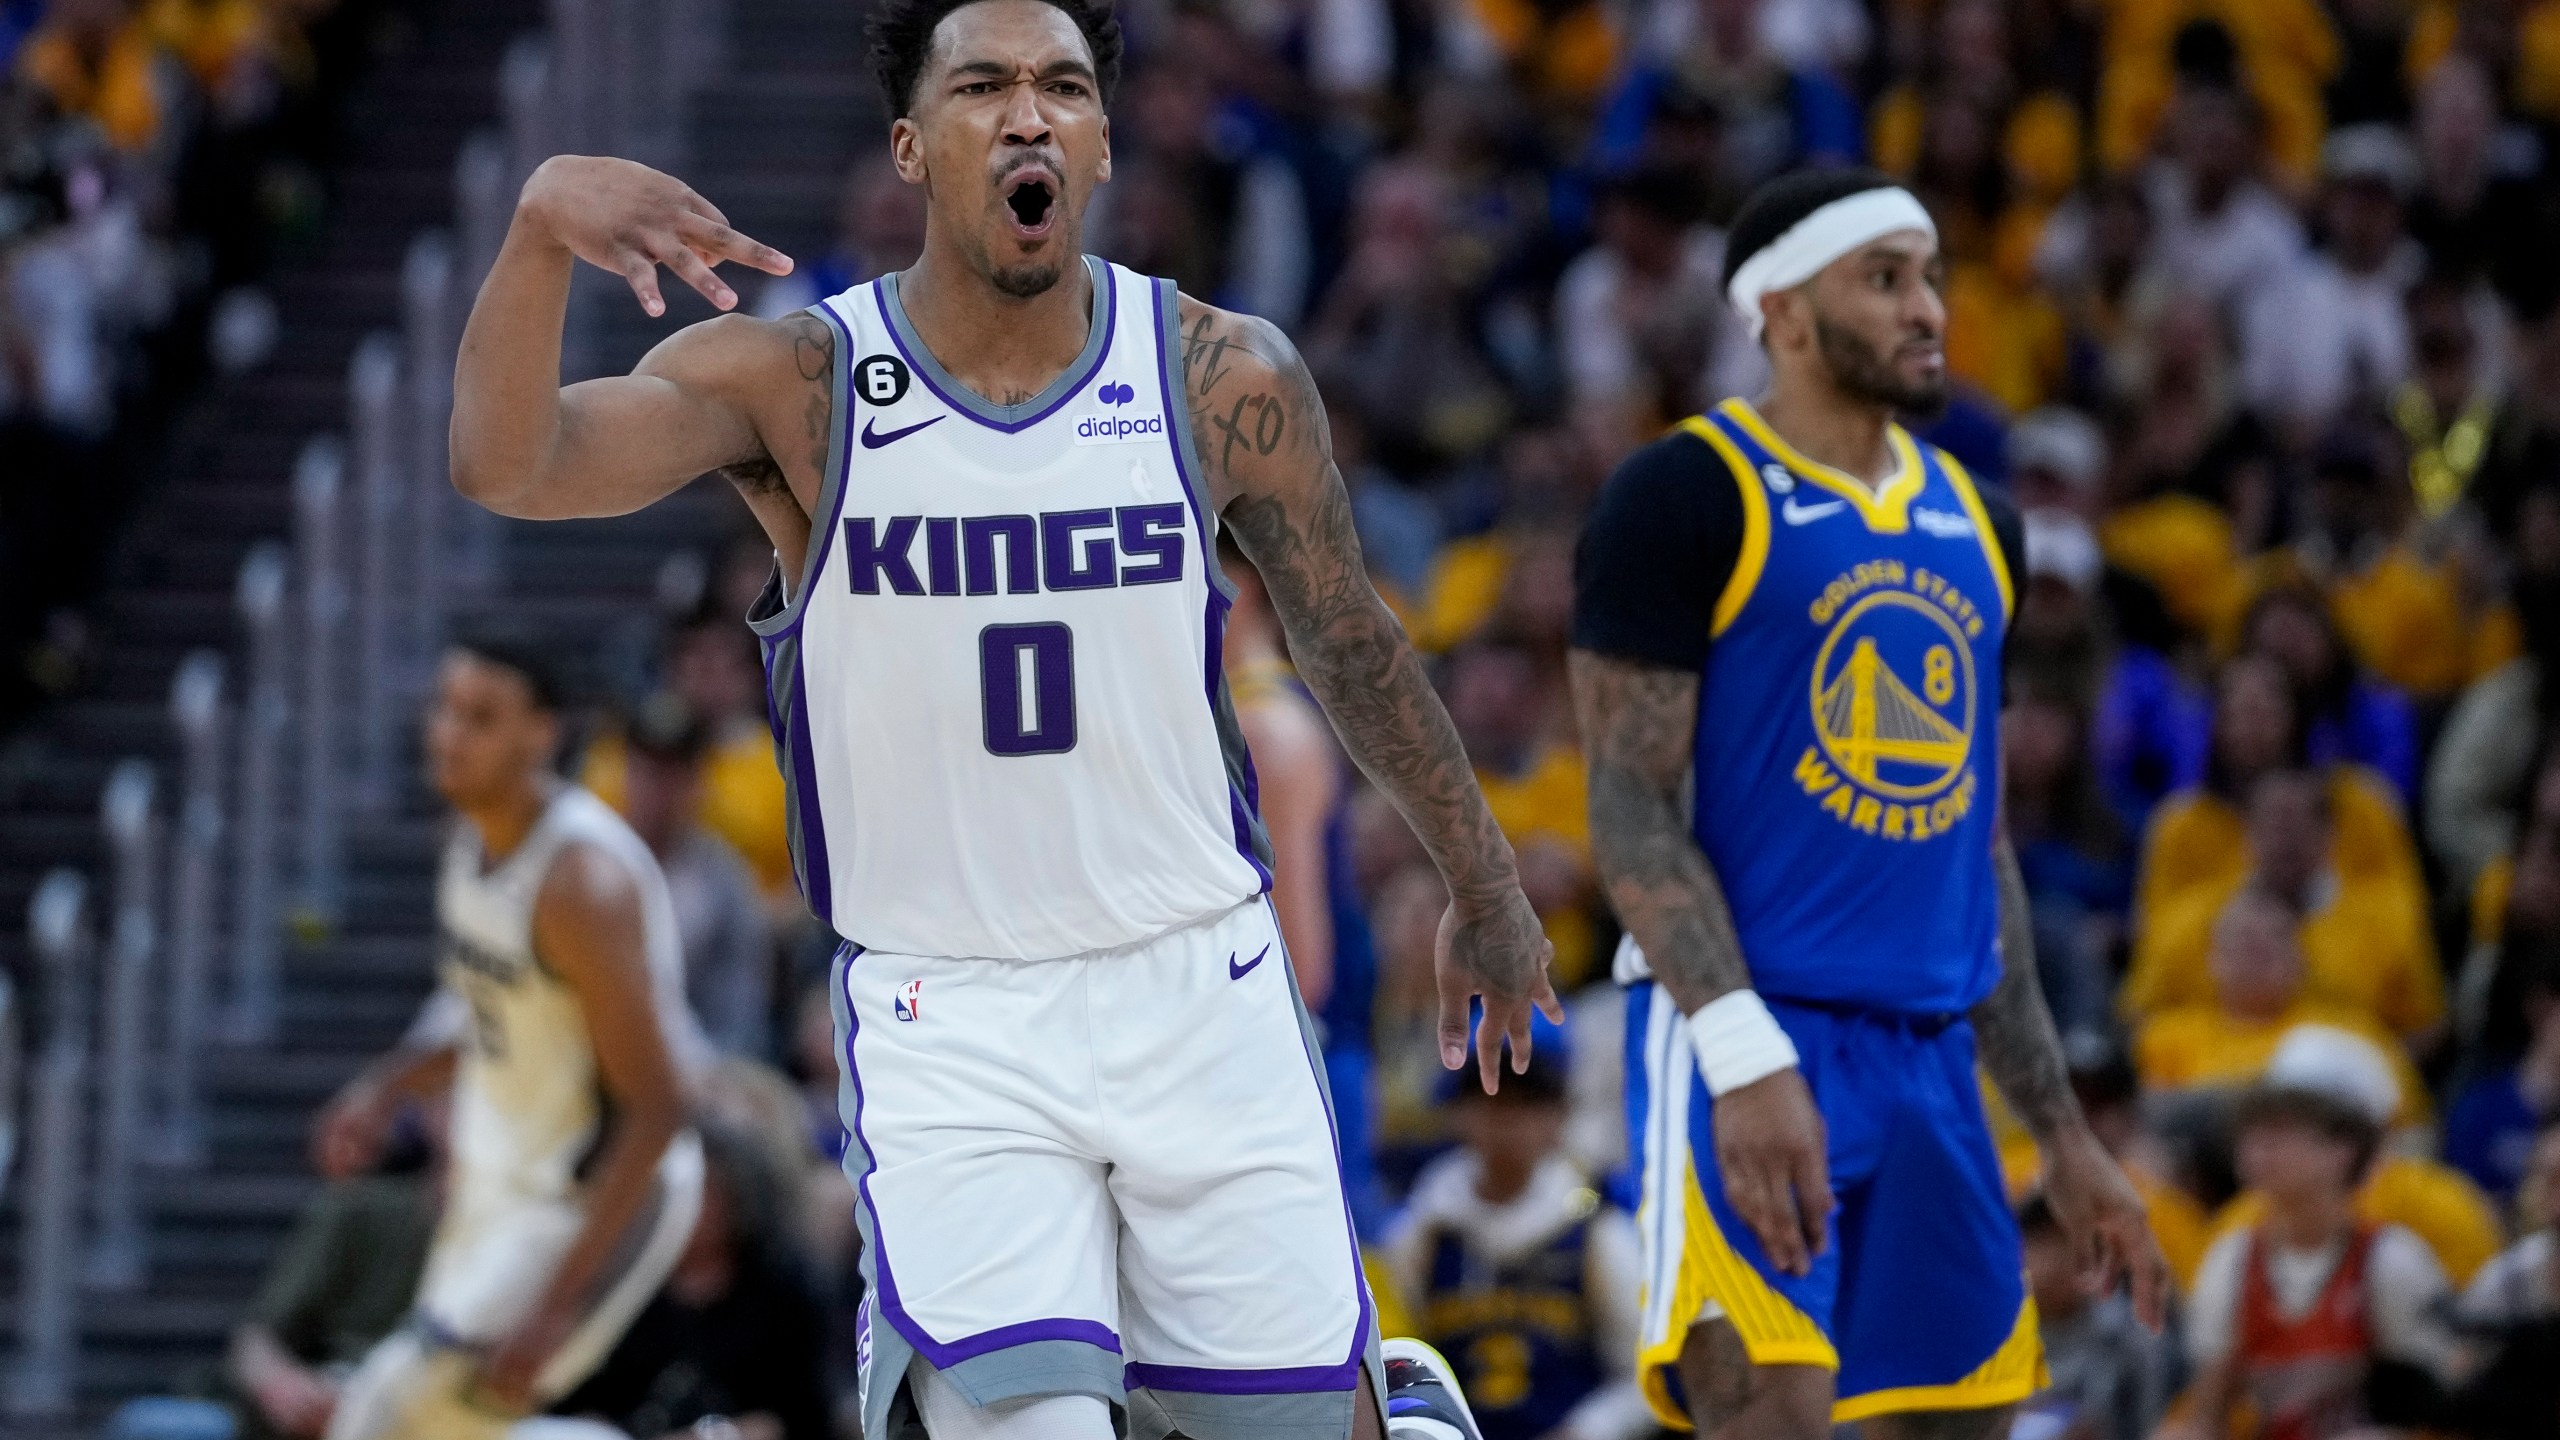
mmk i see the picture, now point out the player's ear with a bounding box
[1762,289,1808,353]
[1095,115,1111,185]
[890,116,928,187]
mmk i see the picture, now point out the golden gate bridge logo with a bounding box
[1807,591,1975,801]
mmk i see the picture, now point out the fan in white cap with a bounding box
[2261,1023,2402,1126]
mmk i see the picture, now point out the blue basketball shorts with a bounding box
[1623,981,2044,1426]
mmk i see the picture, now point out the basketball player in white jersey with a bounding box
[443,0,1553,1438]
[312,641,705,1440]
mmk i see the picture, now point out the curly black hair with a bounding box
[868,0,1124,118]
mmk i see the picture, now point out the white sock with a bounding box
[913,1363,1116,1440]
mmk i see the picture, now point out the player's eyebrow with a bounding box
[947,57,1098,86]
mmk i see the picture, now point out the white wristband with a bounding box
[1686,991,1800,1097]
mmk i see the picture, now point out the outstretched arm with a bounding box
[1181,299,1556,1090]
[1570,648,1830,1278]
[1976,838,2169,1328]
[451,155,821,529]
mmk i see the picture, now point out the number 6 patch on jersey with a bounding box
[855,354,911,406]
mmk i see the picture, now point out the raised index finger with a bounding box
[676,212,794,277]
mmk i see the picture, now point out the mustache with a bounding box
[990,152,1066,189]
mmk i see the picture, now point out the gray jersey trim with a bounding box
[877,256,1113,431]
[1130,1387,1355,1440]
[747,302,856,640]
[1206,647,1275,878]
[926,1343,1128,1409]
[833,942,911,1440]
[1150,277,1272,880]
[1152,277,1234,603]
[752,623,833,926]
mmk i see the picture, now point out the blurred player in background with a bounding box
[440,0,1555,1435]
[1385,1042,1648,1440]
[1570,169,2167,1440]
[310,640,704,1440]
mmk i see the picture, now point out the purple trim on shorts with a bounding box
[409,1310,480,1354]
[935,1318,1125,1367]
[838,947,1126,1371]
[876,263,1117,434]
[1124,1358,1363,1395]
[1121,900,1371,1398]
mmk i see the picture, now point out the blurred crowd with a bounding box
[0,0,375,722]
[161,0,2560,1437]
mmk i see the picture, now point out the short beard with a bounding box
[1814,314,1947,417]
[989,260,1065,299]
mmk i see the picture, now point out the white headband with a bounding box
[1726,187,1937,341]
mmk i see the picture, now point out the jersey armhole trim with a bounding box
[1934,449,2014,621]
[1152,276,1233,602]
[1680,416,1771,639]
[747,300,858,640]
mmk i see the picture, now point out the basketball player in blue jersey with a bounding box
[442,2,1552,1440]
[1567,169,2170,1440]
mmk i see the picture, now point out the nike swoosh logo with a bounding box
[1781,496,1846,525]
[1228,944,1270,981]
[859,415,944,449]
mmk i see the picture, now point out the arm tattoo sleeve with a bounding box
[1570,650,1754,1013]
[1971,841,2084,1141]
[1193,310,1520,912]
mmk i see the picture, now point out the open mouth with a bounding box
[1005,175,1057,235]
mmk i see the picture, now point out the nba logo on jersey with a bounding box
[894,980,923,1022]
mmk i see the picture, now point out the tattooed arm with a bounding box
[1977,838,2169,1326]
[1569,648,1831,1276]
[1567,653,1748,1011]
[1974,841,2082,1143]
[454,156,828,571]
[1180,298,1557,1090]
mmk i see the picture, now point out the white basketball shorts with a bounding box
[830,897,1379,1440]
[326,1131,704,1440]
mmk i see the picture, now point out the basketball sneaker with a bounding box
[1381,1338,1482,1440]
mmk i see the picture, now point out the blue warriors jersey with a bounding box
[1685,399,2014,1016]
[1416,1191,1609,1440]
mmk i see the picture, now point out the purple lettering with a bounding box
[843,516,925,595]
[1116,503,1186,586]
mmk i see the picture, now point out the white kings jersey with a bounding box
[748,258,1273,960]
[435,786,703,1206]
